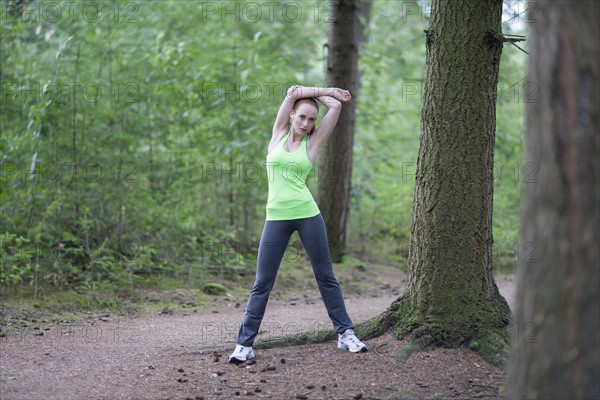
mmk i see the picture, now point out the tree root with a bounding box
[254,294,510,367]
[254,300,400,350]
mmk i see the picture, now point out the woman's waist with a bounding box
[267,189,315,205]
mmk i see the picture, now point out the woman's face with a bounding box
[290,102,318,135]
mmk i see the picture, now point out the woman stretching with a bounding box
[229,85,367,363]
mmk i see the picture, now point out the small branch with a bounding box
[502,34,529,55]
[503,34,527,42]
[506,40,529,55]
[486,31,528,54]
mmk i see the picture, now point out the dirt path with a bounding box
[0,275,516,400]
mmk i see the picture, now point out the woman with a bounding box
[229,85,367,363]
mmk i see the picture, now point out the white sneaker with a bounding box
[338,329,368,353]
[228,344,255,363]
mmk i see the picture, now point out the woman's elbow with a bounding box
[286,85,301,100]
[328,99,342,109]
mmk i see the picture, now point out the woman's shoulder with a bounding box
[273,128,289,140]
[268,130,289,154]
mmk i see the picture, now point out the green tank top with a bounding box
[265,132,320,221]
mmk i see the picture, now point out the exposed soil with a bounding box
[0,273,516,400]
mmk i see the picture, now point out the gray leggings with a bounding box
[236,213,354,346]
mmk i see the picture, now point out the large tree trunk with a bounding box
[318,0,370,262]
[383,0,511,364]
[505,2,600,399]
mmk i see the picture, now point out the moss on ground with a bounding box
[252,291,511,368]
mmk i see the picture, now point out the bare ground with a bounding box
[0,274,516,400]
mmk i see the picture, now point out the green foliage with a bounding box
[0,232,39,286]
[468,330,510,367]
[396,341,425,365]
[388,287,511,367]
[351,1,527,271]
[1,1,526,302]
[202,282,227,295]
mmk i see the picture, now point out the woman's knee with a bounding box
[251,277,276,294]
[313,265,338,284]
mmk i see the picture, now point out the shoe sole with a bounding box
[228,353,255,364]
[338,343,368,353]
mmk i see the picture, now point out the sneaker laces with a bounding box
[342,330,360,343]
[347,335,361,345]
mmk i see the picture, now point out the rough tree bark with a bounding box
[373,0,511,365]
[505,1,600,399]
[317,0,371,262]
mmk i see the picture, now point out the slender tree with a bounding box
[506,1,600,398]
[318,0,371,262]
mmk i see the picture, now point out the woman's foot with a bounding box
[228,344,255,363]
[338,329,368,353]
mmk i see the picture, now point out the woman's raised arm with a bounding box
[310,95,343,150]
[272,85,300,137]
[270,85,351,154]
[271,86,350,136]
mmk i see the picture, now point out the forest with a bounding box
[1,1,598,400]
[1,0,526,299]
